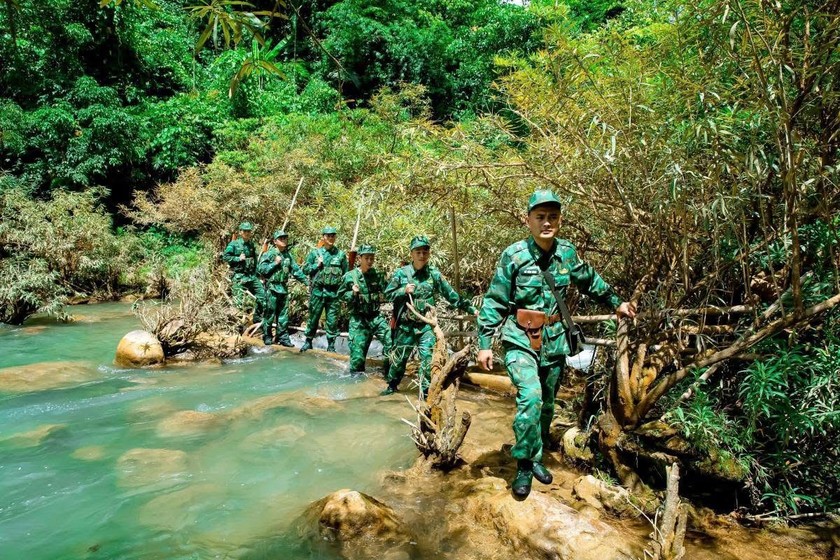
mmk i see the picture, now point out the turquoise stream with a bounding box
[0,303,416,559]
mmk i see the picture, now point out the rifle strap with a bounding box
[542,270,582,340]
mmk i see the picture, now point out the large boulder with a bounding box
[299,489,414,560]
[115,330,165,367]
[462,477,638,560]
[572,475,637,517]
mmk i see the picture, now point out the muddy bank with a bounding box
[294,385,838,560]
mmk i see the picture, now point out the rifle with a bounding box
[389,265,414,332]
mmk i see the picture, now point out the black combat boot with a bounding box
[379,382,399,396]
[380,359,390,378]
[277,334,294,347]
[512,460,534,499]
[326,339,336,353]
[300,339,313,352]
[262,328,274,346]
[532,461,553,484]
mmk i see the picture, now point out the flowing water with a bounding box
[0,303,416,560]
[2,304,836,560]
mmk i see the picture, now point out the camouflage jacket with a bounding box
[337,268,387,318]
[222,237,259,278]
[477,237,622,359]
[302,246,348,297]
[257,248,308,294]
[386,264,476,322]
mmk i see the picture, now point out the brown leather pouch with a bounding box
[515,309,547,350]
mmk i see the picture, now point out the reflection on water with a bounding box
[0,303,415,560]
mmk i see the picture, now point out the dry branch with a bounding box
[636,291,840,421]
[402,302,472,470]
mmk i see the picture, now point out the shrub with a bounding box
[133,265,246,359]
[0,188,146,323]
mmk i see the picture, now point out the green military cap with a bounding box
[273,229,288,240]
[238,221,254,231]
[358,244,376,255]
[409,235,431,251]
[322,226,338,235]
[527,190,563,213]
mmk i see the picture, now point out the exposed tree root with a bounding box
[402,303,472,470]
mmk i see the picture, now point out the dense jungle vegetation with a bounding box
[1,0,838,520]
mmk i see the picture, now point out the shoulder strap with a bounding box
[542,270,584,343]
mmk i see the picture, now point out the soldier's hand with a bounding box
[616,301,637,319]
[352,284,360,294]
[274,255,282,264]
[239,253,246,261]
[477,349,494,371]
[317,256,324,266]
[405,283,416,295]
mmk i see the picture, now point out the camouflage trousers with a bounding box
[262,290,291,342]
[347,314,392,373]
[304,294,341,343]
[231,274,265,321]
[503,345,566,463]
[386,321,436,390]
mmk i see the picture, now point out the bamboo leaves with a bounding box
[186,0,287,53]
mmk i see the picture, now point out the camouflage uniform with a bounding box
[384,236,476,393]
[222,222,266,321]
[257,230,309,346]
[337,245,391,374]
[302,226,348,351]
[477,194,623,466]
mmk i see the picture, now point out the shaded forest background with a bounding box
[1,0,838,520]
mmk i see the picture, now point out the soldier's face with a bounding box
[274,237,288,250]
[322,233,336,248]
[240,230,253,241]
[527,206,562,242]
[411,247,430,269]
[359,254,375,271]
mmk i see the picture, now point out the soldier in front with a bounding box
[476,191,636,499]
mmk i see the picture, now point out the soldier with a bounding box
[476,190,636,499]
[301,226,348,353]
[337,244,392,375]
[222,222,266,323]
[257,229,309,347]
[381,235,477,396]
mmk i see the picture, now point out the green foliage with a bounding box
[142,91,230,175]
[0,258,67,325]
[669,328,840,516]
[0,188,146,324]
[0,79,146,191]
[318,0,544,116]
[134,226,210,292]
[187,0,287,53]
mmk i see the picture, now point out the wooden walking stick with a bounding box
[251,177,306,336]
[259,176,305,261]
[348,195,364,269]
[281,176,305,232]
